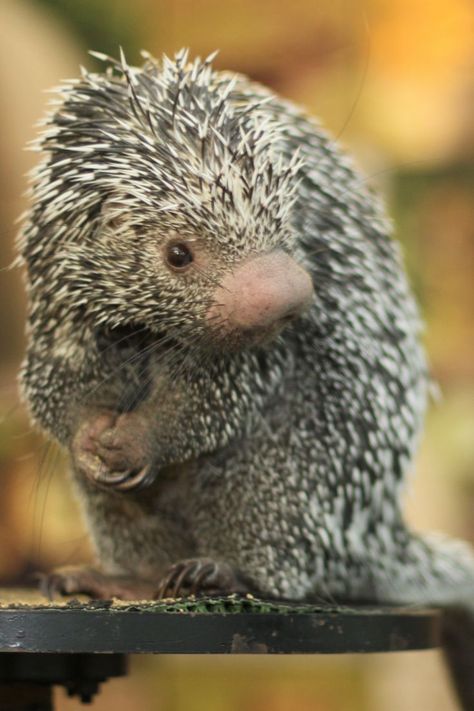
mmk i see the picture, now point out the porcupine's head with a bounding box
[21,49,313,361]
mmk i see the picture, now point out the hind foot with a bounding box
[155,558,249,599]
[38,565,157,601]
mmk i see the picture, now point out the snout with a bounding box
[207,250,314,341]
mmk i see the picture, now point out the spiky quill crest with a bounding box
[20,48,308,337]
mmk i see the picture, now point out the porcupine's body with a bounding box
[19,50,473,703]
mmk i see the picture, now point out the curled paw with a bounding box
[154,558,248,599]
[72,412,152,491]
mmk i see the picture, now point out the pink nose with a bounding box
[207,250,314,335]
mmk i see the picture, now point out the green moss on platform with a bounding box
[0,589,347,615]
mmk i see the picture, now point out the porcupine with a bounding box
[19,49,473,704]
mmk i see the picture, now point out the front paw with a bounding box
[155,559,249,599]
[72,411,152,491]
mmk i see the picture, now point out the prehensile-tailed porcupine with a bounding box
[18,50,474,706]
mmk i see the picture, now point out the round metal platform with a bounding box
[0,589,440,655]
[0,590,442,709]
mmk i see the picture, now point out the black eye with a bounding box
[166,242,194,270]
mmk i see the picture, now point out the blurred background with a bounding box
[0,0,473,708]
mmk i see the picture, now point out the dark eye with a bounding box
[166,242,194,270]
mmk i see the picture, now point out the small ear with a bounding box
[100,195,132,234]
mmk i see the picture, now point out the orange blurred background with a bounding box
[0,1,472,709]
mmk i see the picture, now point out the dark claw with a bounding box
[154,559,248,599]
[190,562,216,595]
[172,561,198,597]
[154,564,183,599]
[35,572,62,602]
[93,463,152,491]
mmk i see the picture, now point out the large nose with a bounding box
[207,250,314,335]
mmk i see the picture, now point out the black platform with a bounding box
[0,589,441,709]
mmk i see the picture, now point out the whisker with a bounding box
[36,443,63,563]
[333,10,371,144]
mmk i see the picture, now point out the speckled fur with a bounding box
[19,50,474,615]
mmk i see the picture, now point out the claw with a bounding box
[35,572,59,601]
[172,561,197,598]
[115,464,152,491]
[155,564,181,599]
[91,462,151,491]
[190,562,216,595]
[154,559,247,599]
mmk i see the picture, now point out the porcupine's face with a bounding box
[33,50,313,356]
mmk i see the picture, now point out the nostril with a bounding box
[277,306,305,329]
[280,312,297,326]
